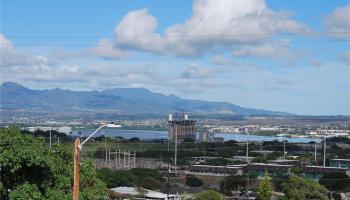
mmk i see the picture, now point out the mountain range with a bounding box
[0,82,288,115]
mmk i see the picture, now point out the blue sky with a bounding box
[1,0,349,115]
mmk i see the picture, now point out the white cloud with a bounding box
[310,60,324,67]
[233,42,290,58]
[0,34,48,67]
[92,38,128,60]
[211,55,231,65]
[116,8,166,53]
[114,0,309,56]
[341,51,350,64]
[325,3,350,38]
[181,63,212,79]
[48,38,127,61]
[165,78,222,93]
[0,34,170,91]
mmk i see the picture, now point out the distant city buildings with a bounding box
[199,131,214,142]
[24,126,72,134]
[306,129,350,137]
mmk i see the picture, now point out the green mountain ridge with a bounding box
[0,82,289,115]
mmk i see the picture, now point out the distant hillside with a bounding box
[0,82,289,115]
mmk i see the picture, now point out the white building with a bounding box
[110,187,179,200]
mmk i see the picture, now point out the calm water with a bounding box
[73,129,321,143]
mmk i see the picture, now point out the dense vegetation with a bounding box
[319,172,350,191]
[96,167,166,191]
[84,136,310,165]
[194,190,223,200]
[185,174,204,187]
[220,175,248,195]
[0,127,108,200]
[1,126,345,200]
[279,176,328,200]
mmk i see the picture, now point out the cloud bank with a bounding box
[114,0,308,56]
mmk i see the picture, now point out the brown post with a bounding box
[73,138,80,200]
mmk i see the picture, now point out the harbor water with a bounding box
[72,129,321,143]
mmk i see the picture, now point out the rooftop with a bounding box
[190,164,246,169]
[330,159,350,162]
[305,165,350,170]
[110,186,178,199]
[249,163,294,167]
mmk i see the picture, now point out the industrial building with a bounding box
[330,159,350,168]
[246,163,294,177]
[168,113,196,141]
[186,165,245,177]
[303,166,350,180]
[190,156,224,165]
[267,159,301,167]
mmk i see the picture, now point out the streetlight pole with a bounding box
[73,123,121,200]
[49,128,52,148]
[283,136,286,160]
[314,135,317,161]
[323,136,327,167]
[246,132,249,163]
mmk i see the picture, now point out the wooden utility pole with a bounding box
[73,138,80,200]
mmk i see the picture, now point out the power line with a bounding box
[1,39,349,47]
[4,31,350,39]
[75,144,324,152]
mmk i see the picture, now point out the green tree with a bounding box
[96,168,137,188]
[272,173,289,192]
[291,167,303,175]
[257,172,273,200]
[220,175,247,195]
[0,127,108,200]
[185,174,204,187]
[96,167,166,190]
[280,175,328,200]
[319,173,350,191]
[195,190,223,200]
[8,183,42,200]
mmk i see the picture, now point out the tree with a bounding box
[0,127,108,200]
[291,167,303,175]
[185,174,203,187]
[96,167,166,190]
[257,172,273,200]
[96,168,137,188]
[280,175,328,200]
[129,137,140,142]
[220,175,247,195]
[194,190,223,200]
[8,183,42,200]
[319,173,350,191]
[272,173,289,192]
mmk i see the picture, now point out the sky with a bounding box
[0,0,349,115]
